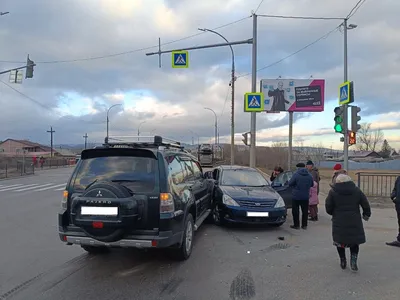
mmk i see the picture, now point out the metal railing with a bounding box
[0,158,77,179]
[356,172,400,198]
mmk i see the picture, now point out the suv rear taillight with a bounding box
[160,193,174,213]
[61,190,68,209]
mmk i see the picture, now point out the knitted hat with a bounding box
[336,174,352,183]
[296,162,305,168]
[333,163,342,171]
[306,160,313,166]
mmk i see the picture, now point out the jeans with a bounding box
[292,200,309,227]
[337,245,359,258]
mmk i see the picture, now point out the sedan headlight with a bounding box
[274,195,285,208]
[222,194,240,207]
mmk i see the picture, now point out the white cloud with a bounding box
[0,0,399,151]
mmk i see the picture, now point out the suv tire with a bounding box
[81,245,110,254]
[172,214,194,261]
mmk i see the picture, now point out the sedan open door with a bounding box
[271,171,294,208]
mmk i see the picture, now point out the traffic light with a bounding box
[25,55,35,79]
[334,106,345,133]
[242,132,249,146]
[349,131,356,145]
[351,106,361,132]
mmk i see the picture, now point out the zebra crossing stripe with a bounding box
[35,183,67,191]
[14,183,54,192]
[0,184,37,192]
[55,187,66,191]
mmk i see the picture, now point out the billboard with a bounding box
[260,79,325,112]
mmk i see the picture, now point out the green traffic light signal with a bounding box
[333,106,344,134]
[334,124,343,133]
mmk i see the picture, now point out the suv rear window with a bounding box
[72,156,158,192]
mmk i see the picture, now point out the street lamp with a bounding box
[204,107,218,147]
[199,28,236,165]
[137,121,146,137]
[106,103,123,142]
[342,20,357,171]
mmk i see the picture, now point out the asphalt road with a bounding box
[1,167,400,300]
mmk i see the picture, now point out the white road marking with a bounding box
[35,183,67,191]
[0,184,37,192]
[14,183,54,192]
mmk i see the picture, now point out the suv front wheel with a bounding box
[172,214,194,261]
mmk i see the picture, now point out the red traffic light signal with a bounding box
[349,131,356,145]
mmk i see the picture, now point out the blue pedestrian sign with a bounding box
[244,92,264,112]
[172,50,189,68]
[339,81,352,105]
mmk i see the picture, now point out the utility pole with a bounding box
[83,133,88,149]
[47,126,55,158]
[249,13,258,168]
[343,19,349,171]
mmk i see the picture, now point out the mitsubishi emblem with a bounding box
[96,190,103,197]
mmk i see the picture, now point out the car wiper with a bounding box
[111,179,140,182]
[85,179,98,189]
[250,184,268,187]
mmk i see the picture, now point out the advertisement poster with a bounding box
[260,79,325,112]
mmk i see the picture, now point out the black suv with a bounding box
[58,136,213,260]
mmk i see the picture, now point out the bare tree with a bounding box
[357,123,384,151]
[269,142,288,170]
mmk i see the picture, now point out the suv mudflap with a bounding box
[59,225,183,249]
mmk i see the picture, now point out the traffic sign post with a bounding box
[339,81,354,105]
[172,50,189,68]
[244,92,264,112]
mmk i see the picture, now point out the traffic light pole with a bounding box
[343,19,349,171]
[249,13,258,168]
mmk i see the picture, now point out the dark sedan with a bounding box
[205,165,287,226]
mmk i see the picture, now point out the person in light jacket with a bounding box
[309,181,319,221]
[325,174,371,272]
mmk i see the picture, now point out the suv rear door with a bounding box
[70,148,161,231]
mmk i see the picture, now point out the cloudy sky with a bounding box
[0,0,399,150]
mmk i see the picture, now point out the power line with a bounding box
[220,84,230,117]
[258,14,344,20]
[0,79,54,112]
[254,0,266,14]
[0,16,251,64]
[237,25,340,78]
[347,0,366,18]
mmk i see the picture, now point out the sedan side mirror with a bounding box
[272,182,283,187]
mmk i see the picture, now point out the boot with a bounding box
[340,257,347,269]
[350,253,358,271]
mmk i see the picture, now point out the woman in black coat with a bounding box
[325,174,371,272]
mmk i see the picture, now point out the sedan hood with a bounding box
[220,185,279,201]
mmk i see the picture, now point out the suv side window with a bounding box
[180,158,195,182]
[191,160,202,179]
[167,155,184,185]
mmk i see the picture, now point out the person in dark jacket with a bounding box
[306,160,320,194]
[270,166,283,182]
[325,174,371,272]
[386,176,400,247]
[288,162,314,230]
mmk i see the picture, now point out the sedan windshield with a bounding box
[220,169,269,187]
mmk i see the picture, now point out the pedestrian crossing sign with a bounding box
[244,92,264,112]
[172,51,189,68]
[339,81,351,105]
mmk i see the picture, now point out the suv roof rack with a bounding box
[104,135,184,149]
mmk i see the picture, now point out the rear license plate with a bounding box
[246,212,269,217]
[81,206,118,216]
